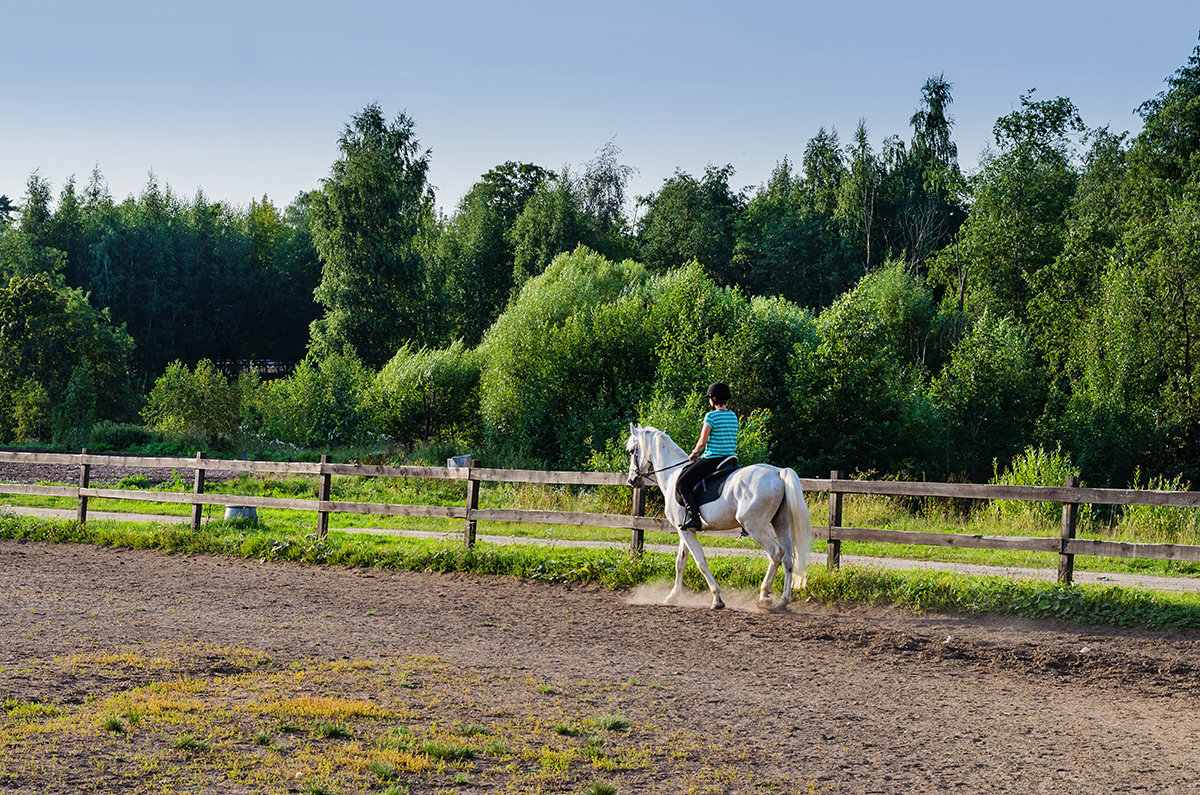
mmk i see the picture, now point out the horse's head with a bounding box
[626,424,645,486]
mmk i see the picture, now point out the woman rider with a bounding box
[676,382,738,530]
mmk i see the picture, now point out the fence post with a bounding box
[463,459,479,548]
[77,448,90,525]
[316,454,332,539]
[1058,475,1080,585]
[827,470,844,571]
[190,452,205,532]
[629,482,646,558]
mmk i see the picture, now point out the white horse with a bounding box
[626,424,813,610]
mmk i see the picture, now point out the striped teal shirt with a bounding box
[702,409,738,458]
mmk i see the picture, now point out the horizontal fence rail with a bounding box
[1,450,1199,584]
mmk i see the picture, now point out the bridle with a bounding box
[629,440,689,486]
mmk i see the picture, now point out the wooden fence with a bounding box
[2,451,1200,585]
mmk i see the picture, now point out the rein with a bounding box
[630,444,689,484]
[648,458,689,476]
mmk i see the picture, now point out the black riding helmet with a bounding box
[705,382,731,404]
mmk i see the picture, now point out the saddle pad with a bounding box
[692,456,740,509]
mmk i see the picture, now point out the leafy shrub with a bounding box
[91,420,157,451]
[478,246,653,466]
[989,445,1089,527]
[787,262,939,475]
[10,379,50,443]
[116,474,150,489]
[52,362,97,448]
[368,340,480,446]
[929,313,1043,482]
[1118,469,1200,544]
[258,351,373,447]
[142,359,240,444]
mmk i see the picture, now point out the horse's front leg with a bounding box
[665,537,689,605]
[679,530,724,610]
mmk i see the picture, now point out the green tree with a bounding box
[245,193,322,363]
[803,127,845,217]
[309,104,437,367]
[0,195,16,227]
[579,140,637,260]
[19,173,52,243]
[1042,42,1200,485]
[733,159,854,309]
[787,262,939,475]
[508,169,590,288]
[432,161,550,343]
[837,120,883,271]
[1028,127,1128,379]
[478,246,653,465]
[0,228,67,279]
[0,273,136,442]
[258,351,374,447]
[637,165,743,279]
[891,75,967,269]
[929,313,1043,481]
[933,91,1084,319]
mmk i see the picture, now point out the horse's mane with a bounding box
[627,425,685,458]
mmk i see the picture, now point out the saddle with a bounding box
[681,456,740,509]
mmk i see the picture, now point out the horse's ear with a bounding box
[629,422,636,435]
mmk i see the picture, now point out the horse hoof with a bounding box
[711,598,725,610]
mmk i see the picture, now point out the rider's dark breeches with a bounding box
[677,456,722,514]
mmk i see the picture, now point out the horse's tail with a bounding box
[780,467,813,590]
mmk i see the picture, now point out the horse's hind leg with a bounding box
[750,530,784,609]
[665,537,689,605]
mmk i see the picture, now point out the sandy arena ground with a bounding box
[4,539,1200,792]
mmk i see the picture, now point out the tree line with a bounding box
[3,42,1200,489]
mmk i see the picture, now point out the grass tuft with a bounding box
[369,759,398,782]
[596,715,630,733]
[313,721,352,739]
[455,722,489,737]
[172,733,209,751]
[418,740,476,762]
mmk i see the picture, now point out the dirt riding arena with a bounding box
[4,539,1200,793]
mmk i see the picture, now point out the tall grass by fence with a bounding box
[2,451,1200,585]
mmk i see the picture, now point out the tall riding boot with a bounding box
[680,497,702,530]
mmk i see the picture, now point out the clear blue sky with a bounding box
[5,1,1198,215]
